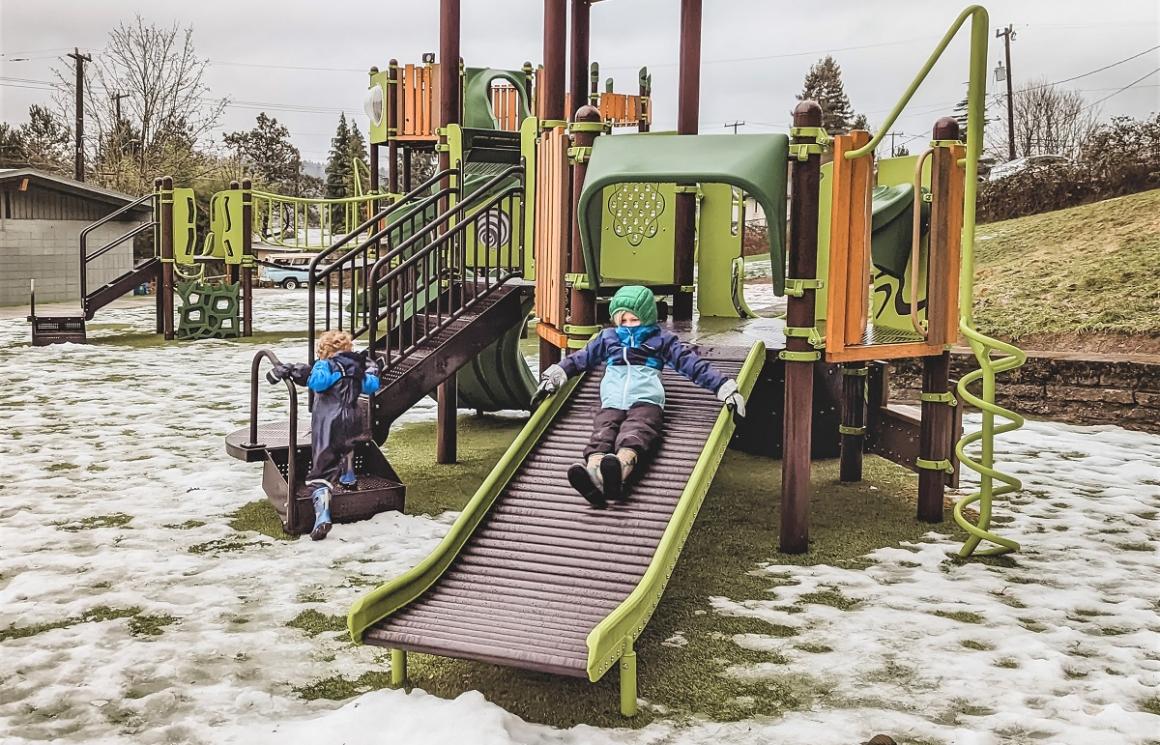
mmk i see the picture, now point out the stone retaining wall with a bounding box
[889,349,1160,433]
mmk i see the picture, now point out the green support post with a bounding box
[391,649,407,686]
[619,644,637,717]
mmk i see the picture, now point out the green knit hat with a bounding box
[608,285,657,326]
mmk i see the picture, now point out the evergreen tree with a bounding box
[0,123,26,168]
[953,93,992,138]
[797,56,864,135]
[224,112,303,193]
[20,105,71,173]
[346,120,369,196]
[324,113,352,223]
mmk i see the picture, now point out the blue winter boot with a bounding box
[339,453,358,489]
[310,486,333,541]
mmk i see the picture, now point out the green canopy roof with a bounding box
[578,132,789,294]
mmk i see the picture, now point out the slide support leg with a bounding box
[390,649,407,686]
[620,644,638,717]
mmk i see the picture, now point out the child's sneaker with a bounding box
[567,461,605,508]
[339,469,358,489]
[310,486,333,541]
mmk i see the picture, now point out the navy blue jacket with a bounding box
[560,324,726,409]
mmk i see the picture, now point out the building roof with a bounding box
[0,168,151,212]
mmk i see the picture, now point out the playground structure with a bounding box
[200,0,1025,718]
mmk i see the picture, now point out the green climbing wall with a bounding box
[175,280,241,340]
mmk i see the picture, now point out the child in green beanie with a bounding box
[535,285,746,507]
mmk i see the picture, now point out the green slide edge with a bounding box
[585,341,765,681]
[348,370,585,641]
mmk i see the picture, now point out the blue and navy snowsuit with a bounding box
[559,324,727,459]
[303,351,380,489]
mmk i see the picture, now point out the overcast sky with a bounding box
[3,0,1158,163]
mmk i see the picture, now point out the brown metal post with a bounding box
[672,0,702,321]
[839,362,867,482]
[153,178,164,334]
[917,116,962,523]
[569,106,601,330]
[568,1,591,123]
[159,176,175,341]
[241,178,254,337]
[780,102,823,554]
[638,67,651,133]
[542,0,567,123]
[387,60,400,194]
[537,0,568,371]
[436,0,461,464]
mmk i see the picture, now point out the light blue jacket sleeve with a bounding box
[307,360,342,392]
[361,374,380,395]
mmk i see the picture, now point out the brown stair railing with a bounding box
[306,170,455,362]
[78,191,159,314]
[368,164,525,374]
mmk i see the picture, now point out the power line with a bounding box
[1024,44,1160,92]
[208,59,368,74]
[1083,66,1160,110]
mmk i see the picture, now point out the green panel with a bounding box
[598,182,676,284]
[870,155,931,335]
[696,184,754,318]
[578,133,789,294]
[520,116,538,280]
[463,67,531,131]
[368,68,390,145]
[175,280,240,340]
[212,189,245,265]
[172,188,198,265]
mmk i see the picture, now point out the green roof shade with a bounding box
[578,133,789,294]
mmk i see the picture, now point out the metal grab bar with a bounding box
[909,149,935,338]
[247,349,301,532]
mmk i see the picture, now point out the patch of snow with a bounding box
[2,293,1158,744]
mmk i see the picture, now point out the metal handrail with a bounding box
[369,176,524,368]
[367,165,524,283]
[86,221,156,265]
[246,349,301,532]
[79,192,157,301]
[307,170,457,362]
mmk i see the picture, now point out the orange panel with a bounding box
[825,341,945,363]
[843,130,873,346]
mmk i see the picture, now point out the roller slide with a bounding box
[349,342,764,690]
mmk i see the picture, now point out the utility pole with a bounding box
[110,92,128,156]
[67,48,92,182]
[724,120,745,134]
[111,92,127,124]
[996,24,1016,160]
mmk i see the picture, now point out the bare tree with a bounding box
[52,16,226,193]
[988,79,1100,160]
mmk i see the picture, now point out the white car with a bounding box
[988,154,1071,182]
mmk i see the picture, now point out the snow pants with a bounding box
[582,403,664,459]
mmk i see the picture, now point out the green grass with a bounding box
[0,606,175,642]
[287,610,346,637]
[53,513,133,532]
[973,189,1160,341]
[932,610,985,625]
[287,415,966,727]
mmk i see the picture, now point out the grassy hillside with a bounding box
[972,189,1160,346]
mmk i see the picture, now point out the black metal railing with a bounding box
[306,170,454,362]
[245,350,302,531]
[368,164,525,373]
[78,191,158,309]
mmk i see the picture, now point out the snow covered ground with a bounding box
[2,291,1158,745]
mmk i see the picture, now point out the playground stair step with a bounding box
[84,257,161,320]
[29,314,87,346]
[367,283,528,441]
[363,357,744,676]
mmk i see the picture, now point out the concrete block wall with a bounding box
[0,219,142,307]
[890,349,1160,434]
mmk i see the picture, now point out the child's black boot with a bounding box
[568,454,606,508]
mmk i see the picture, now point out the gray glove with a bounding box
[531,364,568,408]
[717,379,746,418]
